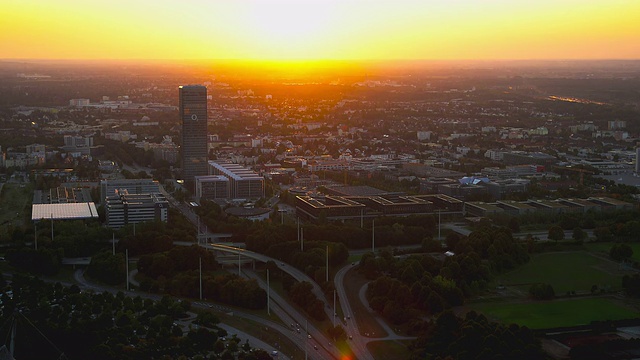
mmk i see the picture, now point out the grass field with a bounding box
[585,242,640,262]
[367,340,412,360]
[494,251,625,294]
[0,183,33,239]
[472,298,639,329]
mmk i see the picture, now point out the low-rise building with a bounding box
[195,175,230,202]
[105,192,168,229]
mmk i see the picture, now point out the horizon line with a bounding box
[2,58,640,62]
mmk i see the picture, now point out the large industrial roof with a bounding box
[31,202,99,221]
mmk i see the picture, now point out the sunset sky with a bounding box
[1,0,639,60]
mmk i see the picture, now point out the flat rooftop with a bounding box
[325,185,394,197]
[32,202,99,221]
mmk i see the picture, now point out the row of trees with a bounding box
[0,274,275,359]
[362,225,529,325]
[151,272,268,310]
[138,245,218,279]
[287,281,327,321]
[409,311,545,360]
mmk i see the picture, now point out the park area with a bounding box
[0,183,32,240]
[493,251,628,295]
[585,242,640,263]
[472,249,640,329]
[472,298,639,329]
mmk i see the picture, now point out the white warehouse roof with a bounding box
[32,202,99,221]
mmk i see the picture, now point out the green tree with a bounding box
[572,227,587,241]
[529,283,555,300]
[548,225,565,242]
[610,243,633,262]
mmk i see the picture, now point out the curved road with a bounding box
[242,269,339,360]
[73,269,296,359]
[335,264,374,360]
[177,242,334,320]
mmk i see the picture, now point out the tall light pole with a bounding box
[372,218,375,253]
[266,269,270,316]
[333,290,336,327]
[305,319,308,360]
[326,245,329,283]
[125,249,129,291]
[438,209,441,242]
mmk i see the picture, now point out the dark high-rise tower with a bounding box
[180,85,208,189]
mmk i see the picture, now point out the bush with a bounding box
[610,243,633,262]
[529,283,555,300]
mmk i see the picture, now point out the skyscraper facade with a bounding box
[180,85,208,189]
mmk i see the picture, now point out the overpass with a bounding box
[174,241,333,319]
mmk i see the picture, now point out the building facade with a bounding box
[99,179,160,204]
[180,85,208,189]
[105,193,169,229]
[194,175,230,202]
[208,161,264,199]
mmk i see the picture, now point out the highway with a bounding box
[177,242,335,321]
[334,264,374,360]
[242,269,340,360]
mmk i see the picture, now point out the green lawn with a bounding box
[0,183,33,239]
[494,251,624,294]
[473,298,639,329]
[367,340,412,360]
[585,242,640,262]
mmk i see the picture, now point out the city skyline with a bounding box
[1,0,639,60]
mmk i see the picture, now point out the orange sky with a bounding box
[1,0,639,60]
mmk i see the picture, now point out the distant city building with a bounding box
[99,179,160,204]
[502,151,557,168]
[465,196,633,218]
[33,186,93,204]
[608,120,627,130]
[194,175,230,202]
[62,135,93,155]
[417,131,432,141]
[295,194,463,221]
[224,207,271,221]
[105,192,168,229]
[636,148,640,174]
[208,161,264,199]
[69,98,90,107]
[25,144,45,154]
[180,85,209,189]
[98,160,118,173]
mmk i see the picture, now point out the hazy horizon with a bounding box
[2,0,639,60]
